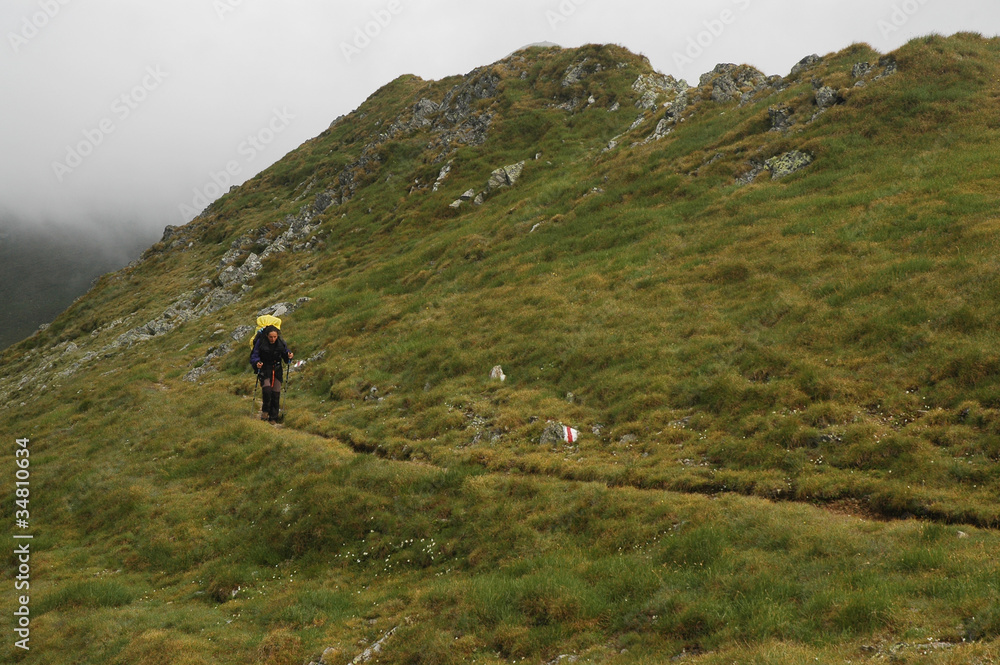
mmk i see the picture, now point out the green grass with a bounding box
[4,33,1000,664]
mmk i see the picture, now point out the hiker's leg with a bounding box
[268,379,283,421]
[261,380,273,419]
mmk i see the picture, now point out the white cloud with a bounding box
[0,0,997,236]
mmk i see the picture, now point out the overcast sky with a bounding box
[1,0,997,242]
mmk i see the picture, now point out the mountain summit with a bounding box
[4,35,1000,664]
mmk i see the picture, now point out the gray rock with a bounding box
[161,225,181,243]
[231,325,254,342]
[540,421,565,446]
[218,247,245,270]
[877,55,898,78]
[411,98,439,126]
[219,253,262,286]
[647,118,672,141]
[789,54,822,77]
[711,75,742,103]
[851,62,873,79]
[562,58,591,87]
[432,163,452,192]
[768,105,794,131]
[700,64,766,104]
[314,190,336,213]
[815,86,843,109]
[766,150,814,179]
[632,73,687,110]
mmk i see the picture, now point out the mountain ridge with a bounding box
[4,33,1000,664]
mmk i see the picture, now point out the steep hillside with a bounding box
[3,35,1000,665]
[0,222,150,350]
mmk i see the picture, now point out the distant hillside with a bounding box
[3,34,1000,665]
[0,222,150,349]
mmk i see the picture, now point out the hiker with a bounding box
[250,325,293,422]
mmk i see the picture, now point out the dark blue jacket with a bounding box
[250,326,290,381]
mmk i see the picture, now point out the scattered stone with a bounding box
[736,158,768,185]
[230,325,254,342]
[308,627,397,665]
[878,55,898,78]
[432,162,452,192]
[490,365,506,382]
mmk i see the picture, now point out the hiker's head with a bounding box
[267,330,278,344]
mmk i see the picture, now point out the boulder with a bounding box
[789,54,822,77]
[766,150,814,179]
[700,64,766,103]
[815,86,843,109]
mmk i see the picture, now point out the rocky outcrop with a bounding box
[450,161,526,209]
[96,206,322,363]
[852,56,898,87]
[328,65,504,206]
[183,299,311,382]
[737,150,814,184]
[562,57,605,88]
[700,64,767,104]
[632,73,687,110]
[767,150,814,178]
[789,54,822,78]
[815,86,844,110]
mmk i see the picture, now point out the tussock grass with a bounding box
[4,34,1000,664]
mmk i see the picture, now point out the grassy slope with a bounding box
[3,35,1000,664]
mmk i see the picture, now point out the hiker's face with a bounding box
[267,332,278,343]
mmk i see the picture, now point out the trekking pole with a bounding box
[251,372,260,416]
[281,358,290,420]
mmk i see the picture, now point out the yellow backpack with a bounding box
[249,315,282,348]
